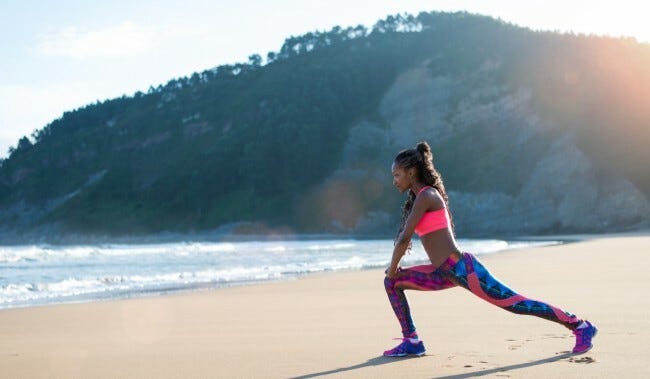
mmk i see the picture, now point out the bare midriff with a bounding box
[419,227,462,268]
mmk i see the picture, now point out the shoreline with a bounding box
[1,234,649,378]
[2,226,648,246]
[1,237,569,311]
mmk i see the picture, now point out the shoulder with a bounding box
[416,186,439,199]
[416,186,445,209]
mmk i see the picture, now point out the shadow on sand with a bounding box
[290,352,575,379]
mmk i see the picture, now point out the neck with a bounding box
[410,183,427,194]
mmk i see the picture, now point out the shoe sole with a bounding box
[384,351,426,357]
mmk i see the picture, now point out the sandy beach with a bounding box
[1,234,648,378]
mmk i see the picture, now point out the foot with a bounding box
[572,320,598,354]
[383,338,426,357]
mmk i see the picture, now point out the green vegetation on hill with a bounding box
[1,11,648,237]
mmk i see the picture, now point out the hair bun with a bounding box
[416,141,432,161]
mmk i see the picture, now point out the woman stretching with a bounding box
[383,141,597,357]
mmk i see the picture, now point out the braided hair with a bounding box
[394,141,454,246]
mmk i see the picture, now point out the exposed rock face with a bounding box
[380,65,458,149]
[510,134,650,233]
[447,191,515,235]
[329,63,650,235]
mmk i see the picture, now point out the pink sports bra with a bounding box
[414,186,450,236]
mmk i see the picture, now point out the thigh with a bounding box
[393,265,457,291]
[453,253,521,302]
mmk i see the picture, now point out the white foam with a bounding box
[0,238,561,308]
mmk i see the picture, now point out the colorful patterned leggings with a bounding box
[384,252,581,337]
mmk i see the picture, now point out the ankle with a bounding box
[575,321,588,330]
[405,331,419,343]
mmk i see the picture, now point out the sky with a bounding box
[1,0,649,158]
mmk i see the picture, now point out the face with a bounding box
[391,162,411,193]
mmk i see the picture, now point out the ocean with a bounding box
[0,238,560,309]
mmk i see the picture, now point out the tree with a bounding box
[9,136,33,157]
[248,54,262,67]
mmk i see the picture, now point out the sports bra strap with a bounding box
[417,186,432,195]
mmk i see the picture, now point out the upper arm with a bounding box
[398,194,430,242]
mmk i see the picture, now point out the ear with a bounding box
[408,167,417,177]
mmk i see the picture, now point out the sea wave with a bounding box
[0,238,560,308]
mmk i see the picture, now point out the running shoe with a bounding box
[572,320,598,354]
[383,338,426,357]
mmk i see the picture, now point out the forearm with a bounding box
[388,236,410,274]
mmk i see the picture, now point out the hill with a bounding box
[1,11,649,241]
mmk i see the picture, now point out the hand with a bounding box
[385,266,400,279]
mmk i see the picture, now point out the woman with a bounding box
[383,141,597,357]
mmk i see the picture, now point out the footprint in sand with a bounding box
[505,338,524,350]
[567,356,596,364]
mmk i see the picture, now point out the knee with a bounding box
[384,275,396,290]
[384,275,392,288]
